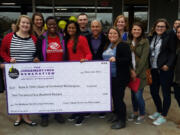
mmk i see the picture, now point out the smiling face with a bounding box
[131,25,142,39]
[91,21,102,38]
[108,28,120,44]
[77,15,88,29]
[18,17,31,33]
[34,15,43,28]
[116,17,126,31]
[67,23,77,37]
[155,22,167,36]
[47,19,57,34]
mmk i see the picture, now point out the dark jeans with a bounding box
[150,69,174,116]
[112,77,126,122]
[173,83,180,107]
[131,88,145,116]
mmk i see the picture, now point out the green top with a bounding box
[127,38,150,89]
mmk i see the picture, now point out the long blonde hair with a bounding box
[113,15,128,32]
[15,15,33,34]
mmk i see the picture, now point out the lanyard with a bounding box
[153,35,161,50]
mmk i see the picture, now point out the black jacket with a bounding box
[115,42,132,86]
[86,33,107,60]
[148,31,176,69]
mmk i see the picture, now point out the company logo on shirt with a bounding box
[49,42,60,50]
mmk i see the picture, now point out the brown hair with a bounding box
[149,18,170,36]
[32,12,45,26]
[113,15,128,32]
[104,27,122,50]
[128,22,146,43]
[15,15,33,34]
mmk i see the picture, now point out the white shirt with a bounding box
[150,35,162,68]
[132,41,136,70]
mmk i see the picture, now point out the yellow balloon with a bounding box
[58,20,67,30]
[44,23,47,30]
[69,16,77,22]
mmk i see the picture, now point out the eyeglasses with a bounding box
[156,25,166,29]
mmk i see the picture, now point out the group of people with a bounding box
[0,12,180,130]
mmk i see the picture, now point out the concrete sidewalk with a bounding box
[0,87,180,135]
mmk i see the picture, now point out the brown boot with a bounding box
[177,124,180,129]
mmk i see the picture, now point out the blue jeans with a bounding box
[131,88,145,116]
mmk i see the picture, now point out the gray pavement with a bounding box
[0,86,180,135]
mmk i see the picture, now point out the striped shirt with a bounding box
[10,33,36,62]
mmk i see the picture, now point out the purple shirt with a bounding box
[91,35,102,54]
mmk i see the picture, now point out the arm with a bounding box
[166,33,177,68]
[135,39,149,76]
[80,36,92,61]
[0,34,11,62]
[34,37,43,61]
[116,43,132,65]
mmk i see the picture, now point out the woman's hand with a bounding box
[80,59,88,62]
[131,70,137,80]
[109,57,116,62]
[10,58,16,63]
[0,64,5,69]
[33,57,40,63]
[161,65,169,71]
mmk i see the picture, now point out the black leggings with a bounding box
[112,77,126,122]
[150,69,174,117]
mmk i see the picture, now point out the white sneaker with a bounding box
[148,112,161,120]
[153,116,166,126]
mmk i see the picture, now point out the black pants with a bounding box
[150,69,174,116]
[112,77,126,122]
[174,83,180,107]
[0,68,4,93]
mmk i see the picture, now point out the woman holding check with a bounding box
[34,16,66,127]
[64,21,92,126]
[102,27,131,129]
[0,15,37,126]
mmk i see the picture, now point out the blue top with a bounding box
[102,43,117,77]
[122,32,128,41]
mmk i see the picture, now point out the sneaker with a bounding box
[40,118,49,127]
[99,113,106,119]
[75,116,84,126]
[153,116,166,126]
[128,113,138,121]
[135,116,145,124]
[148,112,161,120]
[68,114,77,122]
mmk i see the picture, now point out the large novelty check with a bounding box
[5,61,111,114]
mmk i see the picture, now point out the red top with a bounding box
[67,35,92,61]
[46,35,63,61]
[0,32,37,62]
